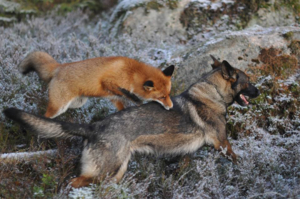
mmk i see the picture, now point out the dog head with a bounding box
[210,55,260,106]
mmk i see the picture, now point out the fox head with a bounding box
[142,65,175,110]
[210,55,260,106]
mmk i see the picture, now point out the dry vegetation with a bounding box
[0,1,299,198]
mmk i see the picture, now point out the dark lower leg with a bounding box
[214,139,237,164]
[70,176,94,188]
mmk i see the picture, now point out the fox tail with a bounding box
[18,51,59,83]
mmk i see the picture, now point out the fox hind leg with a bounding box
[69,97,88,109]
[45,98,74,118]
[45,80,79,118]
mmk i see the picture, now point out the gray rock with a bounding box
[247,7,296,28]
[0,0,36,26]
[173,26,300,88]
[109,0,189,43]
[0,0,21,13]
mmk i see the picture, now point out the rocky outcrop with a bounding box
[181,0,299,40]
[107,0,300,88]
[172,26,300,88]
[0,0,35,26]
[109,0,300,44]
[109,0,189,43]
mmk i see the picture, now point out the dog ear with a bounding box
[210,55,222,69]
[221,61,236,80]
[162,65,175,77]
[143,80,154,91]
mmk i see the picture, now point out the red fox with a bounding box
[19,51,174,118]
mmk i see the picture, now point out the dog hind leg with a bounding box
[70,175,95,188]
[113,153,131,183]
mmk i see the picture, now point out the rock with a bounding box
[108,0,299,45]
[247,6,296,28]
[0,0,20,25]
[109,0,189,43]
[172,26,300,88]
[180,0,239,39]
[180,0,299,40]
[0,0,36,26]
[0,16,17,25]
[106,0,300,88]
[0,0,21,12]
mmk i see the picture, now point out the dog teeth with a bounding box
[240,94,249,105]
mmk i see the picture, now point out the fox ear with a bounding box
[210,55,222,69]
[143,80,154,91]
[162,65,175,77]
[221,60,236,80]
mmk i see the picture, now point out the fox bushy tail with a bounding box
[3,108,92,139]
[18,51,59,83]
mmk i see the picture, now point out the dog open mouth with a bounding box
[240,94,249,105]
[234,83,260,106]
[235,93,252,106]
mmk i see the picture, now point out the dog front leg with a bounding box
[213,138,237,164]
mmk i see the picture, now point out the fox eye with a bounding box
[159,96,166,100]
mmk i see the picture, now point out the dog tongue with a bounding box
[240,94,249,105]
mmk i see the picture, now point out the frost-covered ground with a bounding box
[0,5,299,199]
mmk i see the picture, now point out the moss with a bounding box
[144,0,178,12]
[166,0,179,9]
[0,121,36,153]
[230,45,300,136]
[290,83,299,93]
[145,1,163,12]
[283,31,294,40]
[0,0,117,26]
[280,0,300,15]
[258,47,298,79]
[90,106,110,123]
[288,40,300,59]
[181,0,300,38]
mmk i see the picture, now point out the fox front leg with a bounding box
[110,99,125,110]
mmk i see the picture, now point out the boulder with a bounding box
[109,0,189,43]
[0,0,35,26]
[172,26,300,88]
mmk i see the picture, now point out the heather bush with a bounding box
[0,3,299,199]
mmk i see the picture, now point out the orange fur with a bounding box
[70,176,95,188]
[19,52,174,118]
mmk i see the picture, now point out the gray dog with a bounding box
[3,56,260,188]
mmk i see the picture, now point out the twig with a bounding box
[0,149,57,163]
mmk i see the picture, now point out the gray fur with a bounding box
[4,57,260,187]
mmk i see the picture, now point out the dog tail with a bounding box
[18,51,59,83]
[3,108,92,139]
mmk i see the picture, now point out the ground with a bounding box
[0,1,299,198]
